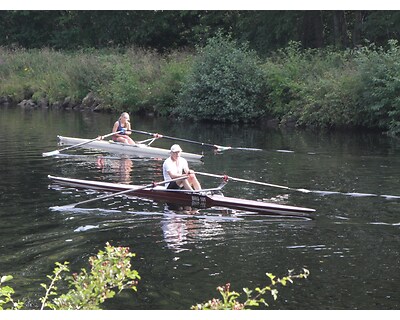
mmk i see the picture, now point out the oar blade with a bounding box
[42,150,60,157]
[214,145,262,152]
[214,145,232,152]
[233,147,263,151]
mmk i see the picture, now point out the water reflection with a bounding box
[160,213,226,253]
[96,156,133,184]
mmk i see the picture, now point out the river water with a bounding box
[0,106,399,310]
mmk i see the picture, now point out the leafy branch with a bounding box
[191,268,310,310]
[2,242,140,310]
[40,242,141,310]
[0,275,24,310]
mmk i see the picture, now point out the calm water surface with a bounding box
[0,107,399,310]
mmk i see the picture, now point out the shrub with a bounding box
[175,33,266,122]
[354,40,400,136]
[262,42,363,129]
[149,52,193,116]
[97,60,141,113]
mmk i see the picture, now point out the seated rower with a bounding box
[111,112,135,145]
[163,144,201,190]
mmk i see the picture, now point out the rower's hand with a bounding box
[120,128,126,134]
[96,135,103,140]
[187,170,195,176]
[154,133,163,138]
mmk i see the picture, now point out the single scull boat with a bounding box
[48,175,315,219]
[56,135,203,161]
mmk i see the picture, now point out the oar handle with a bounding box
[64,175,189,208]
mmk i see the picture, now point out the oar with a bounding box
[58,175,189,209]
[195,171,311,193]
[130,129,262,152]
[198,172,400,199]
[42,131,122,157]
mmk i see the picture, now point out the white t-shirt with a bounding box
[163,156,189,186]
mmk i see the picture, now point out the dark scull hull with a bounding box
[48,175,315,219]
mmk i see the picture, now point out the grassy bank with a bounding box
[0,47,193,116]
[1,39,399,136]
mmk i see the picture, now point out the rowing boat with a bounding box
[56,136,203,161]
[48,175,315,219]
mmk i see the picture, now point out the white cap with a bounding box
[170,144,182,152]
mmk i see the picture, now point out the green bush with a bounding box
[175,33,266,122]
[262,40,400,136]
[354,40,400,136]
[149,52,193,116]
[97,60,141,112]
[262,43,363,129]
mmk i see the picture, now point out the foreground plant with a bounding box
[192,268,310,310]
[40,242,140,310]
[0,275,24,310]
[1,242,140,310]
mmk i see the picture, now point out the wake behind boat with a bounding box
[56,135,203,161]
[48,175,315,219]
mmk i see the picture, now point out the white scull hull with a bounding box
[57,136,203,161]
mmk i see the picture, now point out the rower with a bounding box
[111,112,135,145]
[163,144,202,190]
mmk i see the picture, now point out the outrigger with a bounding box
[48,175,315,219]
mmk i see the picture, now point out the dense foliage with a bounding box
[1,11,400,55]
[354,40,400,136]
[261,40,400,136]
[175,33,266,122]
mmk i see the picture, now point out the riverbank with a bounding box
[1,40,399,136]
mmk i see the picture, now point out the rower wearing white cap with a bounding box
[162,144,202,190]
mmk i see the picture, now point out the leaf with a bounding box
[1,275,13,284]
[246,300,259,306]
[243,287,252,296]
[0,286,15,295]
[271,289,278,300]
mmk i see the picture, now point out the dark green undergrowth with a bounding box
[1,37,400,136]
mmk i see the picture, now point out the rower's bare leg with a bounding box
[180,180,194,190]
[188,174,201,190]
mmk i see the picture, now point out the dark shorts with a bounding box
[167,181,183,190]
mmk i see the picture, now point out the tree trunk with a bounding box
[302,11,324,48]
[352,11,364,47]
[333,11,348,48]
